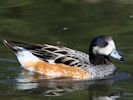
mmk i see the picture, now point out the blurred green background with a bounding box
[0,0,133,100]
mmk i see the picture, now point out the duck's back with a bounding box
[13,41,90,68]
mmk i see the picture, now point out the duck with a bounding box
[3,35,124,80]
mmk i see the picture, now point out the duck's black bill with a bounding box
[120,58,124,62]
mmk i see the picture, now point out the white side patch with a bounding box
[15,47,40,67]
[48,59,55,64]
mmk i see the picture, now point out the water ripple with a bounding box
[0,58,17,63]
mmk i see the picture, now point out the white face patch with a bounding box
[93,40,116,55]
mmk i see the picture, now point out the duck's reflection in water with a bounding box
[88,84,122,100]
[15,70,123,99]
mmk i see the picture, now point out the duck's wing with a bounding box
[8,41,90,67]
[30,44,90,67]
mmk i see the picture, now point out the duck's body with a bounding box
[3,36,123,80]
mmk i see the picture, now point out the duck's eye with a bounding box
[100,42,108,47]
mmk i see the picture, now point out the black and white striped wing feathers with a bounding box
[29,44,90,67]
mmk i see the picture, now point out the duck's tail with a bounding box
[3,39,19,52]
[2,39,41,67]
[2,39,37,52]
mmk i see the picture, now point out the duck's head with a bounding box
[89,36,123,65]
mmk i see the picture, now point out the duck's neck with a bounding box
[89,50,110,65]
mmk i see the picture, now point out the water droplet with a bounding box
[62,27,68,31]
[57,42,60,44]
[129,15,133,19]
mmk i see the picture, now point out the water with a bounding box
[0,0,133,100]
